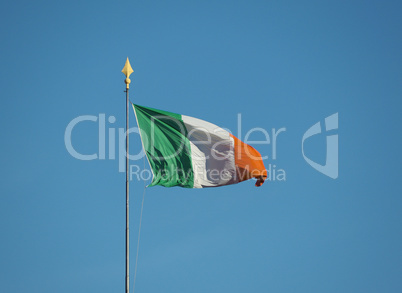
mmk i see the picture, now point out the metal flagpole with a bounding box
[122,58,133,293]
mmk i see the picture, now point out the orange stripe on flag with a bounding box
[230,134,268,187]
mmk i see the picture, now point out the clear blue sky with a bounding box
[1,0,401,292]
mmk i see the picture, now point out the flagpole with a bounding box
[122,58,134,293]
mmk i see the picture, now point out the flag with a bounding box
[133,104,267,188]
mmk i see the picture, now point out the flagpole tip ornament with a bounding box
[122,57,134,89]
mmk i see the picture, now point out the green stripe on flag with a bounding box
[133,104,194,188]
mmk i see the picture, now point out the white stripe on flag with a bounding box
[182,115,237,188]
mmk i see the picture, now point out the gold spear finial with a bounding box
[122,57,134,89]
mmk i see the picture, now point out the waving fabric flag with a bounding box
[133,104,267,188]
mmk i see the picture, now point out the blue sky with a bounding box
[1,0,401,292]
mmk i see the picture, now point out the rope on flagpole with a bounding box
[133,157,147,293]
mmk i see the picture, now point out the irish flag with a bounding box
[133,104,267,188]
